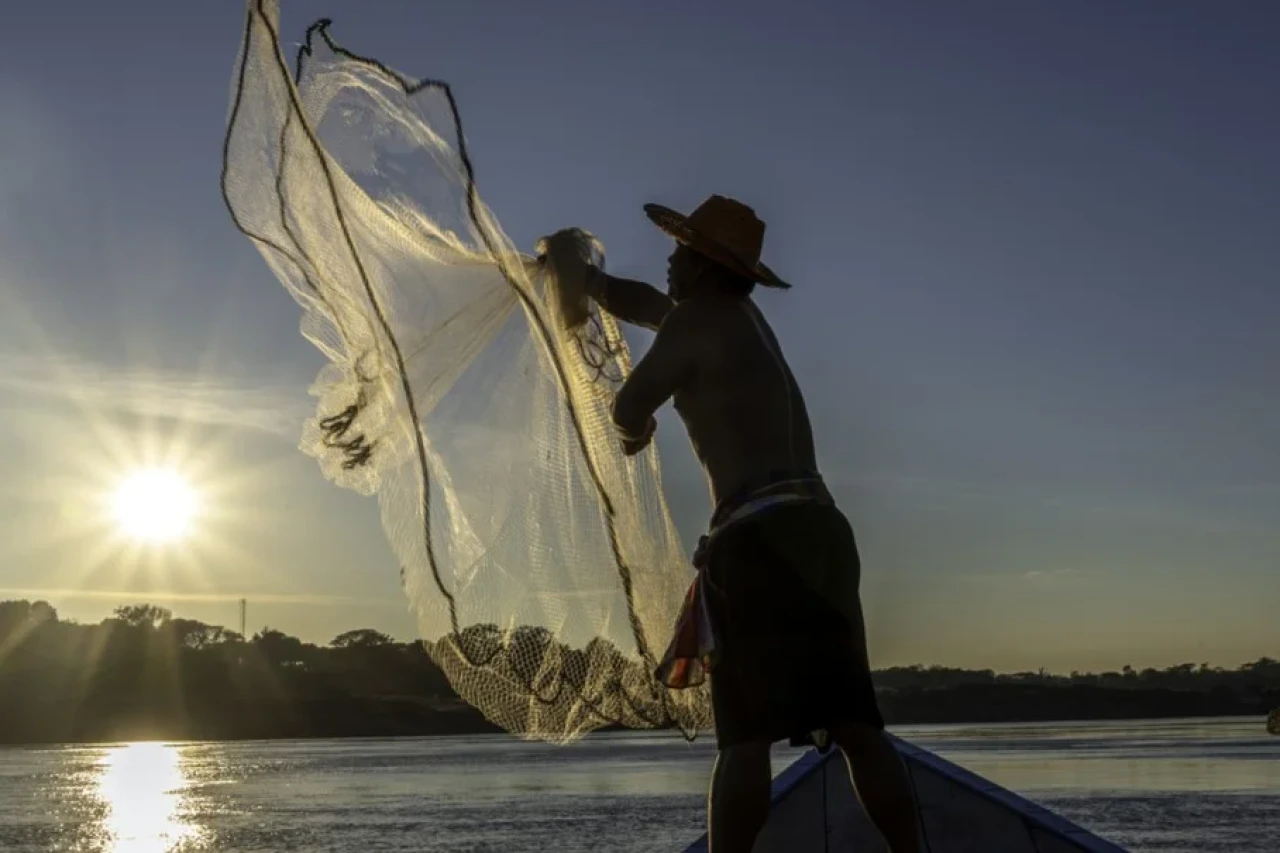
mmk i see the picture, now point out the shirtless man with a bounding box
[585,195,922,853]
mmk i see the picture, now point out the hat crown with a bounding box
[643,194,789,288]
[684,195,765,266]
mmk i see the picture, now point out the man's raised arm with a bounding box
[611,301,700,455]
[588,271,674,332]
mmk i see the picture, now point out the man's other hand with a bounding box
[619,416,657,456]
[621,433,653,456]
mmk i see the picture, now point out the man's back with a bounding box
[592,272,819,506]
[668,296,819,506]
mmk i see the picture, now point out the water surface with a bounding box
[0,717,1275,851]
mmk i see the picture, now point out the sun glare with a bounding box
[112,468,198,544]
[95,742,203,851]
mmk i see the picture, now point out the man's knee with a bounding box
[829,719,889,756]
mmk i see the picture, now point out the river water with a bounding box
[0,717,1275,852]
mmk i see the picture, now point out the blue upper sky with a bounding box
[0,1,1275,671]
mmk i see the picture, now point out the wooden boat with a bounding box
[682,733,1128,852]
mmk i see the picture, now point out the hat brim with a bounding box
[643,203,791,289]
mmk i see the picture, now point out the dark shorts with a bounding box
[705,502,884,749]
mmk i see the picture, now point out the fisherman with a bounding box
[585,195,923,853]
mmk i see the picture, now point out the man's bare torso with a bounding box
[596,275,818,506]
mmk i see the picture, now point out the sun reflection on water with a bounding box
[95,742,203,852]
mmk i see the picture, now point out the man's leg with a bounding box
[829,720,923,853]
[707,739,771,853]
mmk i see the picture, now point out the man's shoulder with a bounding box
[657,298,747,348]
[661,295,754,325]
[655,298,706,333]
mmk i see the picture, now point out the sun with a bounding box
[111,468,199,544]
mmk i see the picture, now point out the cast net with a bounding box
[221,0,710,742]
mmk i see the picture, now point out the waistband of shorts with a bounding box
[710,470,832,529]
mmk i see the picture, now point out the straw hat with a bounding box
[644,195,790,289]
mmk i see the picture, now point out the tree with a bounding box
[166,619,236,650]
[0,600,57,634]
[253,627,308,667]
[331,628,394,649]
[29,600,57,624]
[113,604,172,630]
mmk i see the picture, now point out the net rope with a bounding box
[221,0,711,742]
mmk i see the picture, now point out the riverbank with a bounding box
[2,684,1273,747]
[1,600,1275,747]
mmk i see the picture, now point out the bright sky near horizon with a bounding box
[0,1,1276,673]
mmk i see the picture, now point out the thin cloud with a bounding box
[1022,568,1078,580]
[0,587,399,608]
[846,471,1273,535]
[1207,482,1280,498]
[956,568,1084,585]
[0,352,312,438]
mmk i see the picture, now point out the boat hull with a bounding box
[682,734,1128,852]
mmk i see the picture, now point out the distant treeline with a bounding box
[0,599,1275,745]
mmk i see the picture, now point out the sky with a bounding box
[0,0,1276,673]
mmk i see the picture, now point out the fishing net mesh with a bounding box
[221,0,711,742]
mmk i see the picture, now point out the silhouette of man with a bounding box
[585,195,922,853]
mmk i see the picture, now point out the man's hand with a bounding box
[619,416,657,457]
